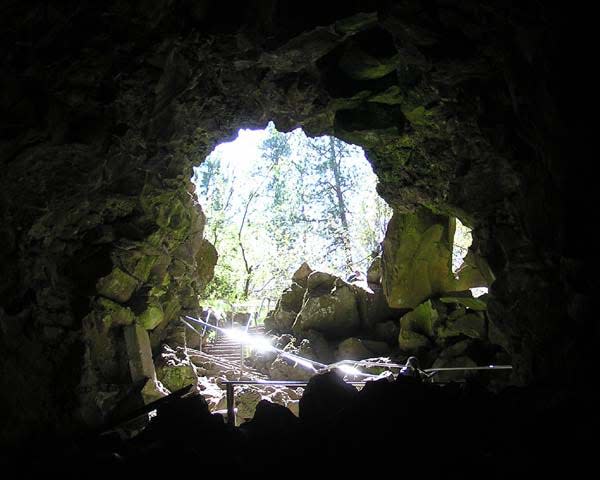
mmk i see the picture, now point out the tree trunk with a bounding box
[328,137,353,272]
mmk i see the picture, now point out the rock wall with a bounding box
[0,1,593,444]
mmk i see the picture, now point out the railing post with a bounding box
[226,382,236,426]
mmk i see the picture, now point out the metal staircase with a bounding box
[202,325,265,366]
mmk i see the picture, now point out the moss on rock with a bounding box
[96,268,139,303]
[136,305,164,330]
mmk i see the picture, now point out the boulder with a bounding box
[306,271,337,292]
[488,316,510,351]
[439,313,486,339]
[293,283,360,338]
[236,386,263,421]
[398,328,431,354]
[280,282,306,312]
[367,256,382,284]
[361,339,391,356]
[96,267,139,303]
[352,283,400,330]
[336,337,373,360]
[195,238,218,291]
[141,377,170,404]
[374,320,400,344]
[292,262,313,288]
[299,372,358,423]
[382,209,456,309]
[303,329,334,363]
[399,300,439,337]
[136,304,164,330]
[269,356,315,381]
[155,345,199,391]
[264,309,297,334]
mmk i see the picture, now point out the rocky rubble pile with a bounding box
[253,262,509,384]
[152,337,302,423]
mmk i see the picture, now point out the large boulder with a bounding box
[299,372,358,423]
[264,282,306,334]
[306,271,338,292]
[382,209,456,309]
[351,283,401,331]
[293,281,360,339]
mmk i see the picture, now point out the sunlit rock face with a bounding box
[0,1,591,444]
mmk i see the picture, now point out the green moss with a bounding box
[382,209,456,308]
[399,300,438,337]
[136,305,164,330]
[96,268,139,303]
[97,298,135,328]
[133,255,158,282]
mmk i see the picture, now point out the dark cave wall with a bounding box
[0,1,593,444]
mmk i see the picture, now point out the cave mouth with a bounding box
[191,122,392,311]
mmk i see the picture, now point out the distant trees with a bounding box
[192,123,392,303]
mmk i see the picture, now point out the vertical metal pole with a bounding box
[226,382,235,426]
[240,343,244,378]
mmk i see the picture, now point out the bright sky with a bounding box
[211,128,269,175]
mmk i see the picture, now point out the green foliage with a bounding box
[192,123,392,304]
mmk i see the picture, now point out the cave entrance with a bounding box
[192,122,392,318]
[191,123,487,320]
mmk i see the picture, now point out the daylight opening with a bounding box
[453,218,488,298]
[192,122,392,311]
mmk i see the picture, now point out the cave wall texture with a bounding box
[0,0,594,445]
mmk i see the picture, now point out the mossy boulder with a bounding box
[280,282,306,312]
[97,298,135,328]
[399,300,439,337]
[306,271,337,292]
[293,283,360,339]
[155,345,198,392]
[136,305,164,330]
[382,208,457,309]
[96,268,138,303]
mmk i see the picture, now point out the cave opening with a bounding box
[191,122,392,315]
